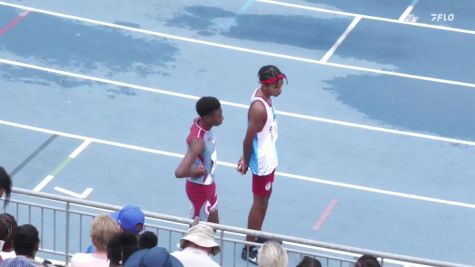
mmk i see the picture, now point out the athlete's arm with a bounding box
[175,138,208,178]
[237,101,267,175]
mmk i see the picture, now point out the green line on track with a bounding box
[50,157,73,177]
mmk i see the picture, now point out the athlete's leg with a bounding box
[208,209,219,224]
[186,181,207,220]
[246,170,275,242]
[206,183,219,224]
[246,193,270,242]
[242,171,275,264]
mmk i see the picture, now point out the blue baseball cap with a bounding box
[111,205,145,234]
[124,247,183,267]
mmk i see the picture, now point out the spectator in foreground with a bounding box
[87,205,145,253]
[112,205,145,234]
[257,240,288,267]
[2,224,53,266]
[138,231,158,249]
[125,246,183,267]
[0,213,17,261]
[107,231,138,267]
[297,256,322,267]
[0,167,12,208]
[71,215,120,267]
[355,254,381,267]
[171,223,220,267]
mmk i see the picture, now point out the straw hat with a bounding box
[179,224,220,256]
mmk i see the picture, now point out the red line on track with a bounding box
[0,10,30,36]
[313,199,338,231]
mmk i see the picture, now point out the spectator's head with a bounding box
[355,255,381,267]
[0,213,17,252]
[107,231,139,266]
[257,241,288,267]
[179,223,220,256]
[0,167,12,207]
[139,231,158,249]
[112,205,145,234]
[124,247,183,267]
[90,214,120,252]
[13,224,39,258]
[195,97,223,127]
[297,256,322,267]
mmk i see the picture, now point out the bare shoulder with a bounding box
[249,100,267,115]
[248,100,267,128]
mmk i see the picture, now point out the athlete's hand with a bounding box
[190,165,207,178]
[236,157,248,175]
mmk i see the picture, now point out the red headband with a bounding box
[260,74,286,85]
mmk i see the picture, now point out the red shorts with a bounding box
[252,170,275,197]
[186,181,218,220]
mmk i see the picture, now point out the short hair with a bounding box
[0,167,12,207]
[13,224,39,257]
[107,231,139,266]
[257,241,288,267]
[0,213,17,251]
[90,214,120,252]
[139,231,158,249]
[258,65,287,85]
[355,254,381,267]
[297,256,322,267]
[196,96,221,117]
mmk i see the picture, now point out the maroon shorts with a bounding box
[252,170,275,197]
[185,181,218,220]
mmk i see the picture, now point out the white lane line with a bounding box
[32,139,92,192]
[276,170,475,209]
[320,16,361,63]
[33,175,54,192]
[399,0,419,22]
[0,1,318,64]
[0,120,184,158]
[2,58,475,147]
[256,0,475,35]
[3,119,474,209]
[69,139,92,158]
[54,186,93,199]
[0,2,473,88]
[321,60,475,89]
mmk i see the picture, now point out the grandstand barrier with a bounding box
[2,188,471,267]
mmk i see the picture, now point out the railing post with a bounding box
[219,230,224,265]
[65,201,70,265]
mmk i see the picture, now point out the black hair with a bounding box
[0,167,12,208]
[258,65,287,84]
[13,224,39,257]
[355,254,381,267]
[139,231,158,249]
[0,213,17,252]
[107,231,139,266]
[296,256,322,267]
[196,96,221,117]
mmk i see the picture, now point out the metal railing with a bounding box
[3,188,471,267]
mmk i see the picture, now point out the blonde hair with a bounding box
[90,215,120,252]
[258,241,288,267]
